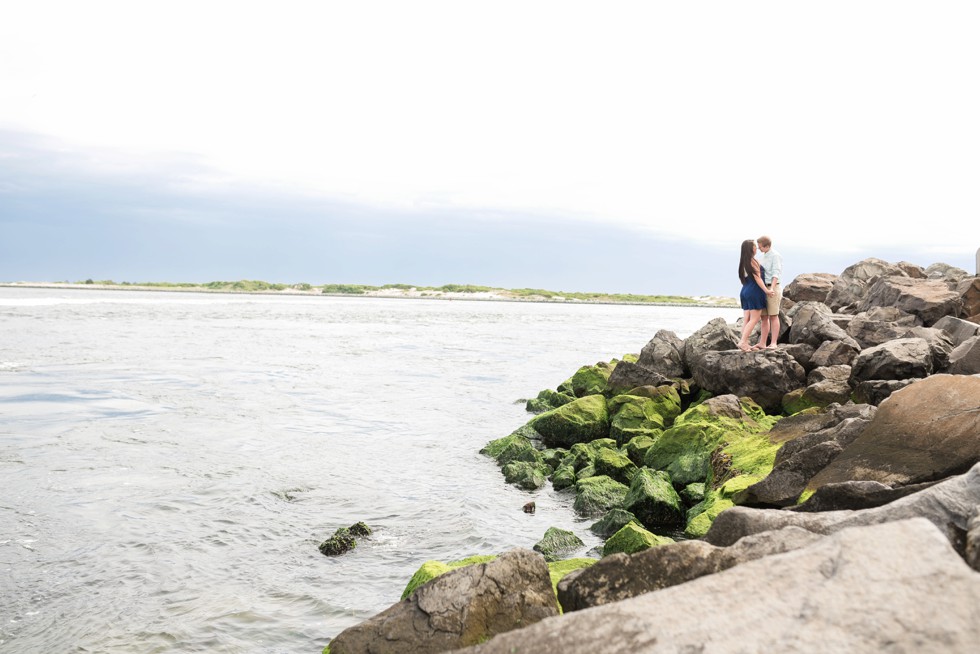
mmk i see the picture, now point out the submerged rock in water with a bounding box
[318,522,372,557]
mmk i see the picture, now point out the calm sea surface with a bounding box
[0,287,740,653]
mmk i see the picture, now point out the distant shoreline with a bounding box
[0,282,739,309]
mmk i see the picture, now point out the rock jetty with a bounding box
[323,257,980,654]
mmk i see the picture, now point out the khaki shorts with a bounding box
[764,281,782,315]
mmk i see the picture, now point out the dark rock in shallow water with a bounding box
[319,522,373,556]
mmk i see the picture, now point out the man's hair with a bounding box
[757,235,772,247]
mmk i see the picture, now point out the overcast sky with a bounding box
[2,1,978,296]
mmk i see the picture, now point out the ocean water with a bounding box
[0,287,740,653]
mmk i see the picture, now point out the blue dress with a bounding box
[740,264,767,310]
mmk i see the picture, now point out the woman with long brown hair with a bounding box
[737,239,774,352]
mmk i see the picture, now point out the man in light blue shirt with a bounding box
[755,235,783,349]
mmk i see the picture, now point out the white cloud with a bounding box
[2,1,978,261]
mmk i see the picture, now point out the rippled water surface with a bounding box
[0,288,740,653]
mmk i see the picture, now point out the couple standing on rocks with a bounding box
[738,236,783,352]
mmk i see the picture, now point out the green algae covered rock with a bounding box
[593,447,639,486]
[569,362,615,397]
[625,432,661,466]
[643,396,782,487]
[623,468,685,530]
[642,421,726,486]
[607,395,668,445]
[530,395,610,448]
[400,554,497,600]
[603,521,675,556]
[318,527,356,556]
[781,388,821,415]
[589,508,638,538]
[573,475,630,517]
[526,388,576,414]
[502,461,552,490]
[541,448,567,469]
[318,522,373,557]
[533,527,585,562]
[619,385,683,423]
[548,558,597,597]
[481,426,539,464]
[680,482,706,506]
[550,464,577,490]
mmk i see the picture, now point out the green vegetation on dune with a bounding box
[57,279,734,306]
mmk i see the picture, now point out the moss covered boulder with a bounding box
[526,388,576,414]
[550,464,577,490]
[623,468,685,530]
[502,461,552,490]
[623,385,683,425]
[643,395,781,487]
[530,395,610,448]
[548,558,597,599]
[593,447,639,486]
[573,475,630,517]
[642,421,726,486]
[481,426,539,465]
[589,508,638,538]
[624,433,661,466]
[569,362,615,397]
[533,527,585,562]
[607,395,668,445]
[603,521,675,556]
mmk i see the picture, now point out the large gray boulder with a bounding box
[690,349,806,413]
[926,262,969,283]
[807,375,980,490]
[605,361,669,395]
[783,272,836,303]
[809,339,859,368]
[902,326,954,371]
[825,258,908,312]
[803,365,853,405]
[948,335,980,375]
[851,378,920,405]
[856,276,964,326]
[705,461,980,548]
[557,526,822,611]
[849,337,933,384]
[788,302,860,350]
[845,307,921,348]
[328,548,557,654]
[636,329,686,378]
[934,314,980,348]
[460,519,980,654]
[956,277,980,320]
[682,317,739,369]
